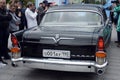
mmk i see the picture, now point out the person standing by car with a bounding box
[114,0,120,47]
[103,0,112,19]
[25,2,38,29]
[9,3,20,33]
[14,0,27,30]
[37,3,44,25]
[43,0,48,5]
[0,0,12,64]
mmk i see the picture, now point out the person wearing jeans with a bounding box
[114,0,120,47]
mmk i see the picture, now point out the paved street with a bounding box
[0,27,120,80]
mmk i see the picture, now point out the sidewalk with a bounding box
[111,25,117,41]
[0,62,6,69]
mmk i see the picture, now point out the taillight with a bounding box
[96,51,106,58]
[96,51,106,65]
[97,37,104,51]
[11,34,18,47]
[11,34,20,58]
[11,47,20,58]
[96,37,106,65]
[11,47,20,53]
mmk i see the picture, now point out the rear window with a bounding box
[40,11,102,27]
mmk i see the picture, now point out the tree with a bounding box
[6,0,35,5]
[6,0,9,3]
[21,0,35,6]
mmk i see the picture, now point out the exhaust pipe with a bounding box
[11,62,18,67]
[97,69,104,75]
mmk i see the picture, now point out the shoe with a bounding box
[1,61,8,64]
[0,62,6,68]
[0,57,8,64]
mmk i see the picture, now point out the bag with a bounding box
[8,34,12,49]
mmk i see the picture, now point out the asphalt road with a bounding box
[0,27,120,80]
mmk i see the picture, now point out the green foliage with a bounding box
[22,0,35,6]
[95,1,101,4]
[6,0,9,3]
[6,0,35,6]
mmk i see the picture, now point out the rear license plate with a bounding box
[43,49,70,58]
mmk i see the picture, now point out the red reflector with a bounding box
[11,34,18,46]
[98,37,104,51]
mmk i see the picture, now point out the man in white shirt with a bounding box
[25,2,38,28]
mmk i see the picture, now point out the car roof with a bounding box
[47,4,104,13]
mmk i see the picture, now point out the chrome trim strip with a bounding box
[41,37,75,43]
[12,58,108,69]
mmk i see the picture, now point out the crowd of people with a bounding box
[112,0,120,47]
[104,0,120,47]
[98,0,120,47]
[0,0,51,68]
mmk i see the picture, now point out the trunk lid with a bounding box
[23,26,100,46]
[21,26,101,61]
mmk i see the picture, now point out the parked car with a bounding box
[10,4,112,75]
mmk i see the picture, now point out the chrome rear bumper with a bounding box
[11,58,108,74]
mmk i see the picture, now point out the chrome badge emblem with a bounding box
[54,34,60,43]
[55,34,59,39]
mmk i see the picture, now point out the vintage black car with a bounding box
[10,4,112,75]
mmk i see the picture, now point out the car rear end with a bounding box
[10,31,108,75]
[10,4,108,75]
